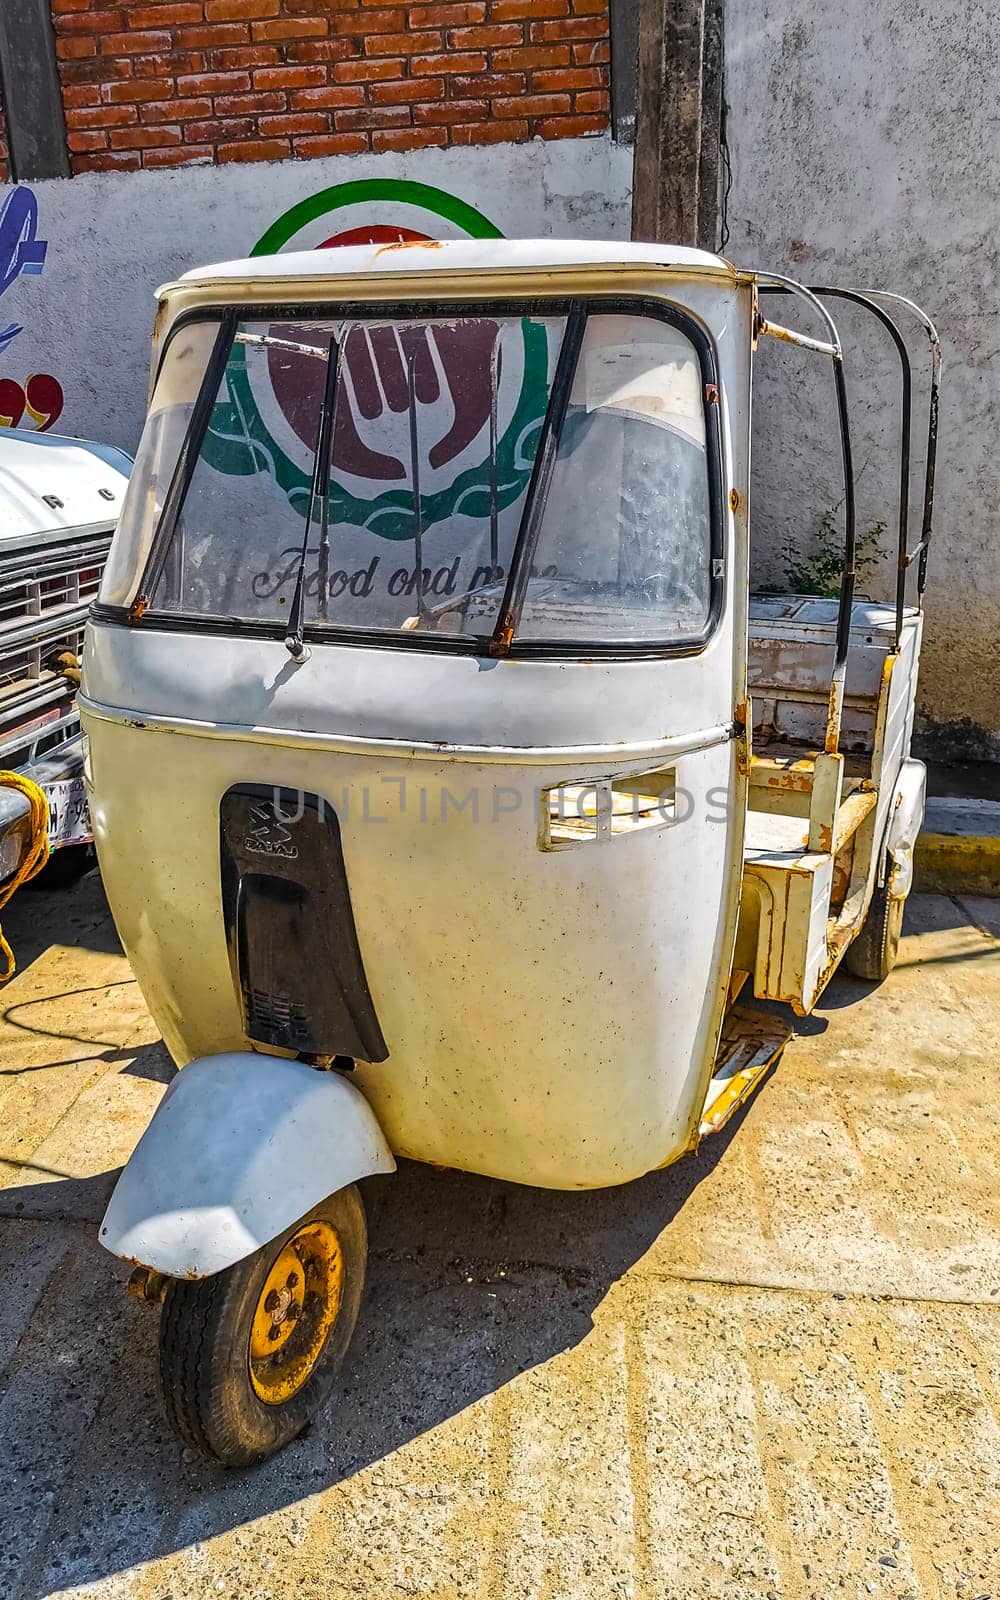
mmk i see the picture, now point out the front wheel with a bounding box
[157,1186,367,1466]
[844,852,906,983]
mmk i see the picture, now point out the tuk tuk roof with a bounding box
[166,237,737,299]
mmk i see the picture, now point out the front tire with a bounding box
[157,1185,366,1466]
[844,852,906,983]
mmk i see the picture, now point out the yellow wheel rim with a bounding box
[248,1219,344,1405]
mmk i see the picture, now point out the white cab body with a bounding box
[83,239,754,1192]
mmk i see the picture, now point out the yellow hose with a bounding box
[0,771,52,984]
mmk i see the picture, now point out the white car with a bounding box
[0,427,131,886]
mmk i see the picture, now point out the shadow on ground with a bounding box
[10,885,989,1593]
[13,865,124,969]
[0,1085,767,1600]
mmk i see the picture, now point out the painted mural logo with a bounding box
[202,179,548,539]
[0,187,65,432]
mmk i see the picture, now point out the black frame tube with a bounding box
[809,288,912,649]
[488,330,503,577]
[488,298,587,656]
[285,331,340,656]
[830,355,857,677]
[757,281,856,743]
[858,290,941,601]
[918,373,938,596]
[131,311,236,619]
[405,341,430,622]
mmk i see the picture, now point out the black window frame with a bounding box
[97,293,726,661]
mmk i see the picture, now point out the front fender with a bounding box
[100,1053,395,1278]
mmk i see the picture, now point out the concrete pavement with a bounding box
[0,870,998,1600]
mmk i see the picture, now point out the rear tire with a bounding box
[844,853,905,983]
[157,1185,366,1467]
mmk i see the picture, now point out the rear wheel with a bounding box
[157,1186,366,1466]
[844,853,906,983]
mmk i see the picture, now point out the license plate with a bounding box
[47,777,92,849]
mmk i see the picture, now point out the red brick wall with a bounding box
[51,0,610,175]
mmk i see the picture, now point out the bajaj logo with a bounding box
[243,803,298,860]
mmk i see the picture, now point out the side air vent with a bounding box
[245,987,311,1045]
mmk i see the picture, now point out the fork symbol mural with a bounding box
[279,319,502,484]
[337,324,456,485]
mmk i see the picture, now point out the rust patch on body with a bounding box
[126,1264,170,1301]
[734,698,752,777]
[824,677,842,754]
[374,239,444,256]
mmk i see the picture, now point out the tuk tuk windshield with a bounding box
[103,302,716,651]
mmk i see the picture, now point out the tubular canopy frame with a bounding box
[755,272,856,755]
[755,277,941,749]
[804,287,939,647]
[847,289,942,605]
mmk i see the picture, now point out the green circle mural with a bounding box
[249,178,504,256]
[200,179,548,542]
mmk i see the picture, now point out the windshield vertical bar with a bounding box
[406,341,430,622]
[488,299,587,657]
[130,310,235,621]
[285,332,340,659]
[488,331,503,577]
[755,274,854,754]
[317,330,342,626]
[808,288,912,650]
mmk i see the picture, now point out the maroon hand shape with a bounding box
[267,319,501,482]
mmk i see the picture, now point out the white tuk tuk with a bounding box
[81,240,939,1463]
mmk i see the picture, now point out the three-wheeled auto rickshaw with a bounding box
[81,239,940,1463]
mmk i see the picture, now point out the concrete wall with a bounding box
[0,133,631,448]
[726,0,1000,761]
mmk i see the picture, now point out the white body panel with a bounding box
[83,249,754,1191]
[100,1053,395,1276]
[82,639,742,1188]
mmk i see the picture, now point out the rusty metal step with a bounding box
[699,1005,792,1140]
